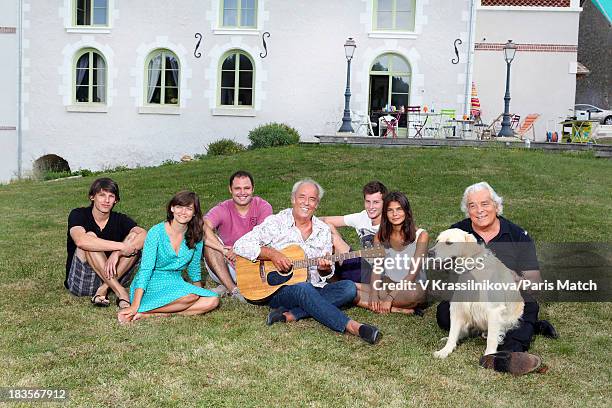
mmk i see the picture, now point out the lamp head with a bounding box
[344,37,356,61]
[503,39,517,64]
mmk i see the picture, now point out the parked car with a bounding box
[574,104,612,125]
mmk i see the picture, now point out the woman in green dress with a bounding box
[118,191,219,323]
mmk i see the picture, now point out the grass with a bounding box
[1,145,611,407]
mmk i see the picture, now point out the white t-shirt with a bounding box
[384,228,426,282]
[343,210,380,248]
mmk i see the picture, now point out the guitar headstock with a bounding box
[360,245,386,258]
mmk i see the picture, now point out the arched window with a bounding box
[369,53,411,112]
[145,49,180,105]
[219,50,254,107]
[74,0,108,26]
[74,49,106,104]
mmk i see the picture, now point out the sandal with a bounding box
[116,298,131,309]
[91,294,110,307]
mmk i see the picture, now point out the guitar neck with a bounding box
[292,249,370,269]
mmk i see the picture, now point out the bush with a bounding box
[207,138,247,156]
[248,123,300,149]
[161,159,179,166]
[40,168,92,181]
[42,171,73,181]
[75,169,93,177]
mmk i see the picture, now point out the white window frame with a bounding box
[373,0,416,32]
[213,0,263,35]
[67,0,113,33]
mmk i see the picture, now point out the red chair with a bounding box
[406,106,424,138]
[380,112,401,138]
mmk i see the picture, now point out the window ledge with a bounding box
[368,31,418,40]
[139,106,180,115]
[66,27,111,34]
[66,104,108,113]
[213,28,260,36]
[212,107,256,117]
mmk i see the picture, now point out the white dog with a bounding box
[430,228,524,358]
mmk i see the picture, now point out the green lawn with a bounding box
[1,145,610,407]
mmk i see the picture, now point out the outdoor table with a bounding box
[450,119,475,139]
[419,112,443,138]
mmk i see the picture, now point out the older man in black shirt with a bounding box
[436,182,557,375]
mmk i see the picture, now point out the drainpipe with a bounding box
[17,0,23,178]
[464,0,477,118]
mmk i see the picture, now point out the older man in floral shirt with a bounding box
[234,179,381,344]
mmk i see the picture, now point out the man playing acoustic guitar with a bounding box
[233,179,381,344]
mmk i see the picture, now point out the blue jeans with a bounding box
[268,280,357,333]
[336,257,373,283]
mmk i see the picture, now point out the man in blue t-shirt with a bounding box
[65,178,146,308]
[436,182,557,375]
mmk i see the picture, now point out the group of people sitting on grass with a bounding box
[64,172,557,375]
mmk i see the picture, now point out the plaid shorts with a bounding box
[66,254,136,297]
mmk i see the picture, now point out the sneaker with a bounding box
[266,308,288,326]
[211,285,228,297]
[358,324,382,345]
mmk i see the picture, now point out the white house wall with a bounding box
[0,0,19,180]
[473,4,580,138]
[0,1,581,182]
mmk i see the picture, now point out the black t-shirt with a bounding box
[65,207,137,287]
[451,216,539,275]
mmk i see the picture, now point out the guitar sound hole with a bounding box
[267,270,294,286]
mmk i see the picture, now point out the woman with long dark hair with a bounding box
[355,191,428,314]
[118,191,219,323]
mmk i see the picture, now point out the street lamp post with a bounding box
[498,39,518,137]
[338,37,357,133]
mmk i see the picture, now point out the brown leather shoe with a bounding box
[479,351,547,376]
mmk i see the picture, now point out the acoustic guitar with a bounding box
[236,244,386,301]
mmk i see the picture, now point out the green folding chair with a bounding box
[440,109,457,138]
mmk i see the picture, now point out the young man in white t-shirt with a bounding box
[321,181,388,282]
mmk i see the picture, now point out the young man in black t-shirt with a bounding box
[65,178,146,308]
